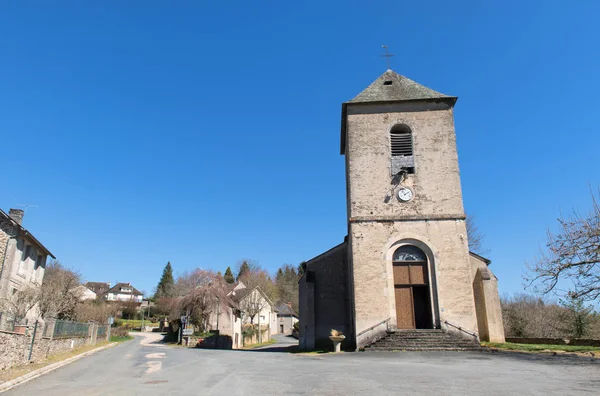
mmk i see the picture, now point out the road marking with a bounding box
[146,361,162,374]
[145,353,165,359]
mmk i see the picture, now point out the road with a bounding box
[5,332,599,395]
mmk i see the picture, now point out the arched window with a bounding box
[393,245,426,262]
[390,124,414,174]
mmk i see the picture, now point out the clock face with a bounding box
[397,187,414,202]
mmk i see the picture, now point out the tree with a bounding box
[175,269,232,331]
[237,260,251,281]
[74,300,119,323]
[525,190,600,302]
[224,266,235,284]
[466,214,488,255]
[559,294,594,338]
[298,261,306,278]
[0,286,39,324]
[38,260,82,320]
[236,260,278,303]
[155,262,175,299]
[275,264,299,312]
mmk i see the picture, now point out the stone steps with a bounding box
[363,329,481,352]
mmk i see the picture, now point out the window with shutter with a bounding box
[390,124,415,174]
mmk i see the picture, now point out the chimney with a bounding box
[8,209,24,225]
[108,282,111,288]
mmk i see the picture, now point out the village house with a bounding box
[206,282,277,348]
[85,281,111,297]
[0,208,55,326]
[275,303,298,335]
[299,70,505,351]
[84,281,143,303]
[72,285,97,301]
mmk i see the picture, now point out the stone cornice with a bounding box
[349,214,466,223]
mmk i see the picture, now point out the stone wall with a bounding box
[470,255,505,342]
[0,325,106,371]
[345,107,465,220]
[505,337,600,347]
[299,242,352,351]
[345,104,481,349]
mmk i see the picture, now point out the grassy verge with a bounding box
[115,319,159,328]
[110,335,134,342]
[482,342,600,354]
[0,341,111,383]
[242,339,277,349]
[284,345,330,354]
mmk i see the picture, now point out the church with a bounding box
[298,69,505,351]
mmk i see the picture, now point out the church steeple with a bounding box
[341,70,457,154]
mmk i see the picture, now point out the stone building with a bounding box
[299,70,505,351]
[0,208,55,326]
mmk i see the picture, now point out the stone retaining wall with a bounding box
[0,327,103,371]
[505,337,600,347]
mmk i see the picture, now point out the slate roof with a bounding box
[348,69,453,104]
[230,287,253,303]
[85,282,110,294]
[275,304,297,317]
[106,282,143,296]
[0,209,55,258]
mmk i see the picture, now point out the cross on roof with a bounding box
[381,45,394,69]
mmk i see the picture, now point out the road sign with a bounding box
[180,316,187,324]
[108,317,114,325]
[182,328,193,336]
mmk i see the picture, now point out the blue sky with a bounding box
[1,1,598,298]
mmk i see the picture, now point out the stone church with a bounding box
[299,70,505,351]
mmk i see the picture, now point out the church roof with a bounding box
[348,69,453,104]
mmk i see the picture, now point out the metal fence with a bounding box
[52,319,91,339]
[96,325,107,338]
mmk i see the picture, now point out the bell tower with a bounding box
[341,70,479,346]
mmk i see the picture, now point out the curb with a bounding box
[0,342,118,393]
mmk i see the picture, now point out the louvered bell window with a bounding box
[390,124,415,175]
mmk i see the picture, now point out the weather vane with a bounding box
[381,45,394,69]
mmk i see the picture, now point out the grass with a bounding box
[109,334,134,342]
[284,345,330,354]
[116,319,159,328]
[482,342,600,354]
[0,341,111,383]
[242,338,277,349]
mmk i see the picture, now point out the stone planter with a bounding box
[329,335,345,352]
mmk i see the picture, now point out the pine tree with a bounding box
[237,261,250,281]
[155,261,175,299]
[224,266,235,284]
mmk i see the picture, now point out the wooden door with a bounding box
[392,245,432,329]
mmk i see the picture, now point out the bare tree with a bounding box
[525,190,600,302]
[466,214,489,255]
[175,269,232,332]
[38,260,82,320]
[236,260,279,303]
[74,300,119,323]
[0,286,39,324]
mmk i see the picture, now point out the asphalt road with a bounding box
[5,333,599,395]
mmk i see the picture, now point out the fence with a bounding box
[52,319,91,339]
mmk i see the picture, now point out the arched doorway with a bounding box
[393,245,433,329]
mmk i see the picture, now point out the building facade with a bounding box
[0,208,55,325]
[299,70,505,351]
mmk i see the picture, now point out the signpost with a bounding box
[182,328,193,336]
